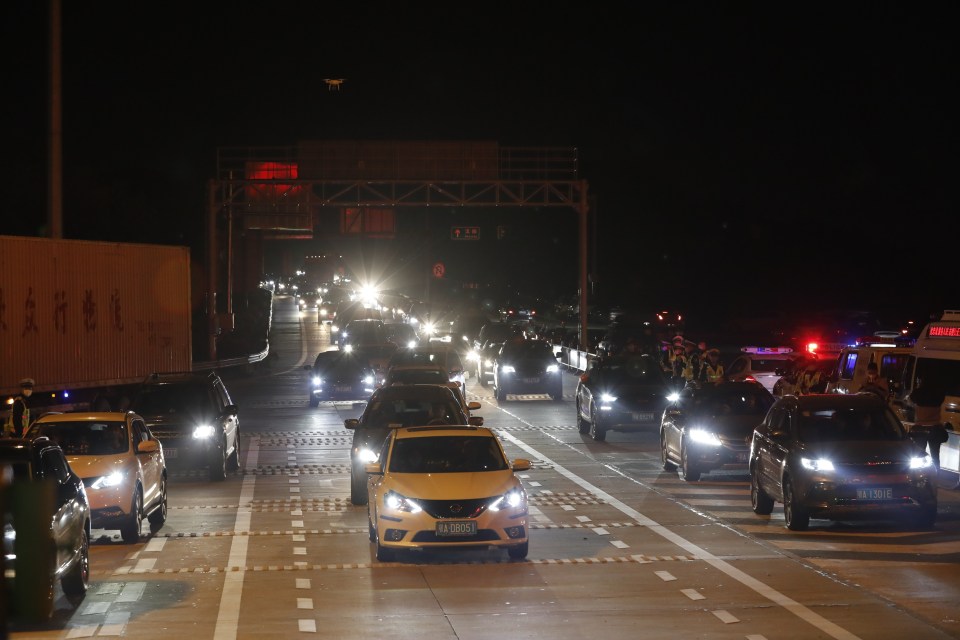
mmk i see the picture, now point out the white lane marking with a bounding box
[682,588,706,600]
[65,626,97,638]
[498,429,864,640]
[298,619,317,633]
[713,610,740,624]
[144,537,166,553]
[292,520,304,528]
[80,601,110,615]
[213,450,256,640]
[133,558,156,572]
[99,611,131,636]
[592,527,609,536]
[294,547,307,555]
[296,578,311,589]
[655,571,676,581]
[117,581,146,602]
[297,598,314,609]
[610,540,629,549]
[575,515,591,522]
[293,534,306,542]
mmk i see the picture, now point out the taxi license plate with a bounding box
[164,448,177,459]
[857,488,893,500]
[632,412,653,422]
[436,521,476,536]
[523,377,540,384]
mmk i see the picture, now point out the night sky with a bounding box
[3,2,955,325]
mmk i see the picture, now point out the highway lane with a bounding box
[9,296,960,639]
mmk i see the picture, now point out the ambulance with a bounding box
[892,310,960,475]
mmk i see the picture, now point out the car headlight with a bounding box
[599,393,617,403]
[546,364,559,373]
[667,391,680,403]
[488,487,527,512]
[800,456,835,471]
[312,376,323,387]
[501,365,516,374]
[344,344,354,353]
[90,471,125,490]
[910,455,934,470]
[406,340,417,348]
[356,448,379,464]
[193,424,216,439]
[688,428,722,447]
[384,489,422,513]
[362,375,375,385]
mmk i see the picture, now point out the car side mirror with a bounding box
[137,440,160,454]
[469,416,484,426]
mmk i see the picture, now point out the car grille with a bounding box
[419,498,491,519]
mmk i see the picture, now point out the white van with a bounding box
[826,343,913,397]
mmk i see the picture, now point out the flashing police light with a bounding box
[742,346,793,354]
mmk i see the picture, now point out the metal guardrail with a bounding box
[192,344,270,372]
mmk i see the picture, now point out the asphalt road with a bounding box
[7,296,960,640]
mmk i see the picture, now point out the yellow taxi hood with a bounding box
[66,455,128,479]
[388,469,520,499]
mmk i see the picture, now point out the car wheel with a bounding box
[227,431,241,472]
[61,525,90,599]
[750,465,774,515]
[507,541,529,560]
[495,383,505,401]
[576,400,590,434]
[660,431,677,471]
[550,386,563,401]
[351,463,369,506]
[783,476,809,531]
[309,395,320,408]
[209,440,228,482]
[148,476,168,529]
[589,403,606,442]
[680,440,701,482]
[120,489,143,543]
[479,367,488,387]
[376,540,397,562]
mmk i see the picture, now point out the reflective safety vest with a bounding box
[703,362,724,383]
[3,397,29,437]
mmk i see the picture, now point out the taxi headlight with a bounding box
[193,425,216,439]
[488,487,527,512]
[910,454,934,470]
[384,489,422,513]
[90,471,124,490]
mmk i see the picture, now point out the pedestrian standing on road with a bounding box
[858,362,889,401]
[910,377,948,473]
[699,349,725,383]
[3,378,34,438]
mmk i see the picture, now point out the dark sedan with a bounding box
[304,350,377,406]
[660,381,775,481]
[749,393,937,530]
[2,436,91,621]
[343,384,475,505]
[492,338,564,401]
[576,353,672,442]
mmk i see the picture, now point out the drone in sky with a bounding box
[323,78,346,91]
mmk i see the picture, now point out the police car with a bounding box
[725,346,802,394]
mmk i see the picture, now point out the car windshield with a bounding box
[29,421,129,455]
[388,369,448,384]
[693,389,773,416]
[600,356,664,383]
[362,398,465,427]
[502,341,553,359]
[797,408,905,442]
[389,435,508,473]
[133,384,210,415]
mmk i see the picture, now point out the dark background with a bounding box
[3,2,955,325]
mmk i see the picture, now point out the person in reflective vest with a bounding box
[698,349,724,383]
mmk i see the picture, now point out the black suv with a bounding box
[130,371,240,481]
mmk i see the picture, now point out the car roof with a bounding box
[394,425,493,439]
[370,383,460,401]
[34,411,134,423]
[777,393,887,411]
